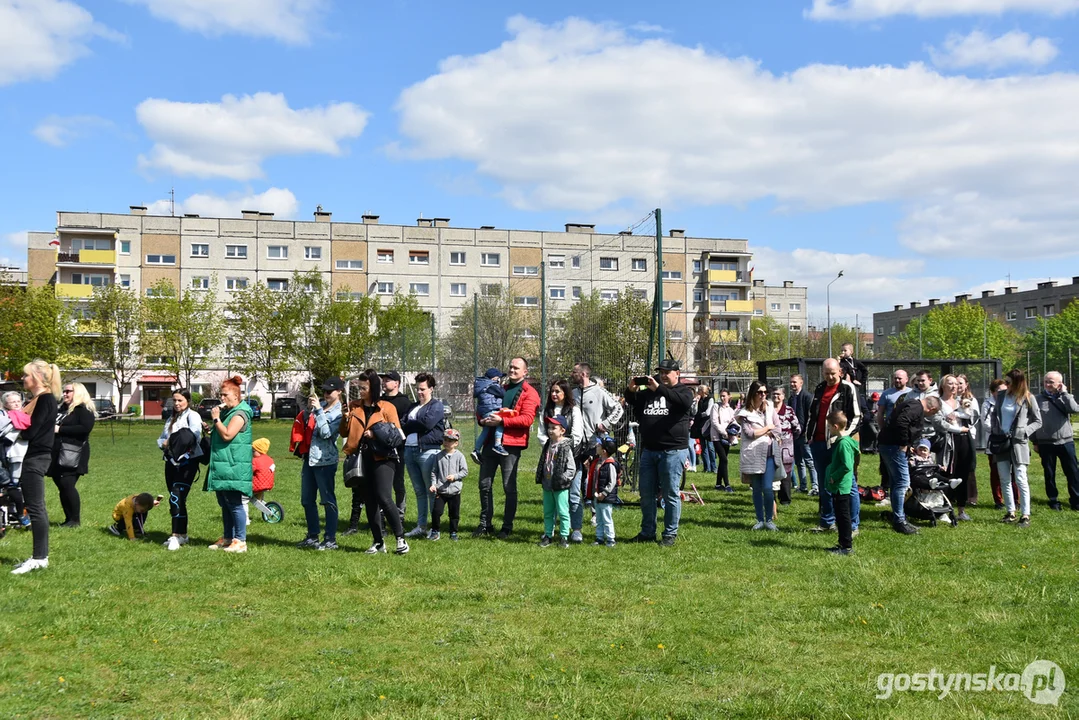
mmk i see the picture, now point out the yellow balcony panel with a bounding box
[725,299,754,313]
[79,249,116,265]
[56,283,94,299]
[709,329,740,343]
[707,269,738,283]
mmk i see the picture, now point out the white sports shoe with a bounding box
[166,536,181,551]
[11,557,48,575]
[751,522,765,531]
[765,521,778,532]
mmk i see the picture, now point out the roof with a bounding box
[137,374,177,384]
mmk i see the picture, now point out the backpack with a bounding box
[198,435,211,466]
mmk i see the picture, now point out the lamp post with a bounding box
[827,270,844,358]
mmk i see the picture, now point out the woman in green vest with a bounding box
[205,375,253,553]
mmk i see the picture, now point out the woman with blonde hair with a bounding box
[737,380,779,531]
[991,368,1042,527]
[12,360,62,574]
[935,374,973,521]
[48,381,96,527]
[956,374,980,505]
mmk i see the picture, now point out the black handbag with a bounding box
[987,433,1013,456]
[343,451,366,488]
[57,440,84,470]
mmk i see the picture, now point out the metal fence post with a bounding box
[540,261,547,393]
[655,207,664,363]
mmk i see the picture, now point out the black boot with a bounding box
[341,508,362,536]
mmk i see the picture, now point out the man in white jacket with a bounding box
[569,362,624,542]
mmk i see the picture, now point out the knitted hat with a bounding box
[252,438,271,454]
[916,438,931,450]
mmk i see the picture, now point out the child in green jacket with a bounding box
[826,410,859,555]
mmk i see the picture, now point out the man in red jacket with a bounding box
[474,356,540,539]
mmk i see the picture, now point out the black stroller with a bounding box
[0,467,20,540]
[903,458,959,527]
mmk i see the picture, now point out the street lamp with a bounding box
[827,270,844,358]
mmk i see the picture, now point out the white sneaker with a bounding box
[166,536,181,552]
[404,526,428,538]
[11,557,48,575]
[751,522,765,531]
[765,521,778,532]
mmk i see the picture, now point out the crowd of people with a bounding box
[4,345,1079,573]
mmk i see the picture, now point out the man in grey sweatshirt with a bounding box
[1033,371,1079,511]
[569,362,624,543]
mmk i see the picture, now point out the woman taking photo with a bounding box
[401,372,445,539]
[935,375,974,522]
[205,375,253,553]
[296,377,344,551]
[49,381,96,528]
[12,360,62,575]
[156,388,203,551]
[991,368,1042,528]
[770,386,800,510]
[709,389,736,492]
[737,381,778,531]
[341,369,409,554]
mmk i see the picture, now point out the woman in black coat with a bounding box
[48,382,96,527]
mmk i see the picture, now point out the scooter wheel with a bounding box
[262,501,284,524]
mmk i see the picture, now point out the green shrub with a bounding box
[191,392,203,406]
[127,405,141,417]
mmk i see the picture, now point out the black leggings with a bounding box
[52,472,81,524]
[165,462,199,535]
[364,457,403,545]
[713,441,730,487]
[21,454,50,559]
[431,493,461,533]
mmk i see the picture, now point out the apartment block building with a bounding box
[26,207,753,411]
[749,279,809,331]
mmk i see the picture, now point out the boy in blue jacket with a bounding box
[472,368,507,462]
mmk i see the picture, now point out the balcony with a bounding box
[707,299,754,314]
[707,269,743,284]
[55,283,94,299]
[57,249,116,265]
[709,329,740,343]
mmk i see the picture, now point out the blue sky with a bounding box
[3,0,1079,325]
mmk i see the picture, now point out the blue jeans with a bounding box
[405,446,439,528]
[217,490,246,542]
[701,439,717,473]
[793,437,817,491]
[595,501,615,541]
[879,444,910,524]
[639,447,686,539]
[474,425,504,452]
[809,440,861,530]
[687,433,697,471]
[749,457,776,522]
[300,462,338,541]
[569,465,584,531]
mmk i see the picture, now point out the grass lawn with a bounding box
[1,419,1076,719]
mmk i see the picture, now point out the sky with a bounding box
[2,0,1079,327]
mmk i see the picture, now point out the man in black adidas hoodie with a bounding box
[627,359,694,546]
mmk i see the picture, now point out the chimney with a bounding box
[618,230,632,236]
[894,305,902,311]
[130,205,147,216]
[910,301,921,308]
[783,281,794,288]
[480,225,495,230]
[1037,281,1058,289]
[314,208,331,222]
[928,298,939,306]
[241,210,260,220]
[565,223,595,233]
[417,218,434,227]
[434,218,450,227]
[362,214,379,224]
[753,279,764,287]
[669,229,685,238]
[982,290,994,298]
[259,212,274,219]
[1004,286,1017,295]
[183,214,200,218]
[955,293,970,302]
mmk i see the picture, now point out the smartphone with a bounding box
[633,376,651,386]
[155,494,164,502]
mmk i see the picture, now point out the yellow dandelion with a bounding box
[1021,564,1028,569]
[861,618,868,625]
[58,677,65,683]
[657,644,665,650]
[379,695,386,700]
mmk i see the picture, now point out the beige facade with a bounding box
[750,279,809,332]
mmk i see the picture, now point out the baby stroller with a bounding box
[903,459,959,527]
[0,468,19,539]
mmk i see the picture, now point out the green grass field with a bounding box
[1,420,1076,719]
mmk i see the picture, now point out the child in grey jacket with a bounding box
[428,428,468,541]
[538,416,576,548]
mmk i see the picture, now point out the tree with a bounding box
[748,314,794,363]
[0,282,78,379]
[290,272,379,382]
[143,278,224,389]
[887,302,1020,364]
[1022,298,1079,379]
[440,287,540,385]
[85,284,144,411]
[374,291,435,373]
[549,289,651,389]
[226,280,303,417]
[803,323,872,360]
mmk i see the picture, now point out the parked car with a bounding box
[197,398,222,421]
[93,398,117,417]
[245,396,262,420]
[273,396,300,420]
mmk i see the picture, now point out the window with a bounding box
[516,329,538,339]
[709,259,737,271]
[710,291,728,303]
[267,245,288,259]
[71,272,110,286]
[376,281,394,295]
[481,252,500,267]
[272,382,289,394]
[377,250,394,264]
[599,289,618,301]
[71,237,111,251]
[409,282,430,296]
[191,276,209,290]
[632,258,647,272]
[449,251,466,266]
[335,259,364,270]
[770,303,781,311]
[514,296,539,307]
[548,255,565,269]
[145,287,163,297]
[226,277,248,291]
[145,254,176,265]
[789,324,802,332]
[512,265,539,276]
[661,270,682,280]
[481,283,501,297]
[754,309,764,316]
[1006,310,1017,321]
[669,330,684,341]
[119,241,131,255]
[1044,305,1056,316]
[145,322,163,332]
[692,260,702,274]
[119,274,131,288]
[789,302,802,311]
[890,325,897,333]
[661,300,679,311]
[572,286,582,299]
[267,278,289,292]
[450,283,467,297]
[191,244,209,258]
[876,327,884,336]
[145,355,168,367]
[409,251,430,265]
[694,290,704,303]
[571,256,581,269]
[304,246,322,260]
[600,257,618,271]
[336,291,364,301]
[1026,307,1037,319]
[450,320,462,329]
[550,286,566,300]
[225,244,247,259]
[693,318,704,331]
[632,288,648,300]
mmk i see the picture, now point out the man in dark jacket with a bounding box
[626,359,694,546]
[788,374,817,494]
[878,395,942,534]
[1033,372,1079,511]
[804,359,862,533]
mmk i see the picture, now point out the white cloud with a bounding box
[145,188,299,219]
[0,231,29,269]
[125,0,326,45]
[33,114,114,146]
[136,92,368,180]
[0,0,122,86]
[929,30,1058,69]
[806,0,1079,21]
[395,16,1079,259]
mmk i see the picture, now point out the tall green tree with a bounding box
[549,289,651,389]
[226,280,303,416]
[143,278,225,390]
[440,287,540,386]
[1022,299,1079,379]
[85,283,144,411]
[887,302,1020,364]
[0,281,77,378]
[290,271,380,382]
[374,291,435,373]
[801,323,871,360]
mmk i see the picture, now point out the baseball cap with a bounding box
[321,377,345,392]
[871,392,881,401]
[443,428,461,441]
[546,415,569,430]
[380,371,401,383]
[655,359,680,372]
